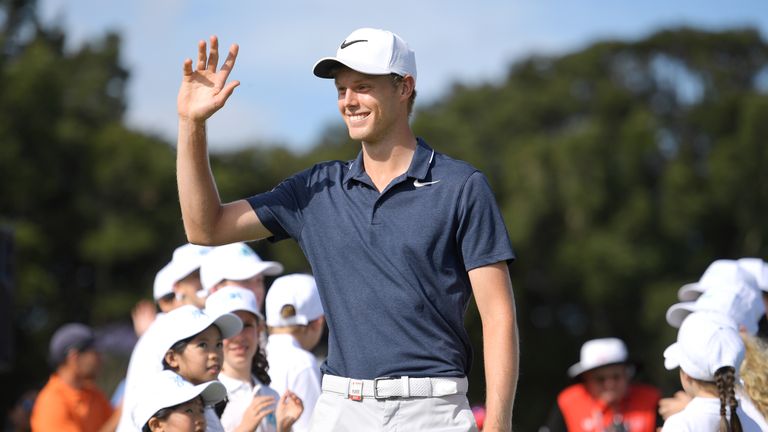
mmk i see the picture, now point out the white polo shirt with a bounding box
[266,334,322,432]
[218,373,279,432]
[662,396,762,431]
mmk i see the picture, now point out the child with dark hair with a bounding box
[206,286,303,432]
[133,369,226,432]
[662,311,761,431]
[153,305,242,432]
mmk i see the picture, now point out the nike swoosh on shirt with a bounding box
[340,39,368,49]
[413,179,441,188]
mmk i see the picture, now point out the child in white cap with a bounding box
[206,286,303,432]
[264,274,324,432]
[118,243,212,432]
[662,311,761,431]
[151,305,242,432]
[200,242,283,307]
[133,370,226,432]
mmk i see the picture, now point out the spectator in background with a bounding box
[131,370,226,432]
[736,258,768,341]
[660,258,768,428]
[4,388,37,432]
[30,323,116,432]
[153,305,242,432]
[740,333,768,425]
[116,243,211,432]
[541,338,660,432]
[200,242,283,308]
[206,286,304,432]
[265,274,325,432]
[670,259,764,335]
[661,311,761,431]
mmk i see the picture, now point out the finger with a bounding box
[196,39,207,70]
[182,58,193,76]
[219,43,239,80]
[250,395,276,409]
[251,400,275,414]
[214,80,240,107]
[207,35,219,73]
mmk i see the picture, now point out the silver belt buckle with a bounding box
[373,376,394,399]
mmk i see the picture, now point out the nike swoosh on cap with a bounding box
[413,179,441,188]
[340,39,368,49]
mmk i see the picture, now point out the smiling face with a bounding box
[222,311,260,375]
[334,68,411,144]
[148,397,206,432]
[165,325,223,385]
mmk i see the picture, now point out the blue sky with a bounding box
[39,0,768,152]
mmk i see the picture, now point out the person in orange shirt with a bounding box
[30,323,115,432]
[541,338,661,432]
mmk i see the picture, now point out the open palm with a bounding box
[177,35,240,122]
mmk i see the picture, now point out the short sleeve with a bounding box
[455,171,515,270]
[247,169,313,242]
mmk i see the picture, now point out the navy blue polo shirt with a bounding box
[248,138,515,379]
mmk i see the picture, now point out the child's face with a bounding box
[168,325,223,384]
[150,397,206,432]
[223,311,260,372]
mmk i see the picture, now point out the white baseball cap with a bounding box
[132,370,226,429]
[664,311,744,381]
[153,244,213,300]
[265,274,324,327]
[156,305,242,355]
[677,259,740,302]
[313,28,417,82]
[737,257,768,292]
[567,337,629,378]
[200,243,283,293]
[205,286,264,321]
[666,263,764,334]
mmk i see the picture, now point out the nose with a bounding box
[342,88,358,108]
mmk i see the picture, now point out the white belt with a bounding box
[321,374,468,400]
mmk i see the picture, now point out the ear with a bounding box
[62,348,79,367]
[164,350,180,369]
[399,75,415,99]
[148,416,162,431]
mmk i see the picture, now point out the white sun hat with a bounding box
[567,337,629,378]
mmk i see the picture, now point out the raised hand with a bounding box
[177,35,240,122]
[276,390,304,432]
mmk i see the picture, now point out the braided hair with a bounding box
[714,366,742,432]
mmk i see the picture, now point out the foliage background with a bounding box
[1,2,767,430]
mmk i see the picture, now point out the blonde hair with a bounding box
[740,333,768,419]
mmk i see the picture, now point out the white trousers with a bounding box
[308,391,478,432]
